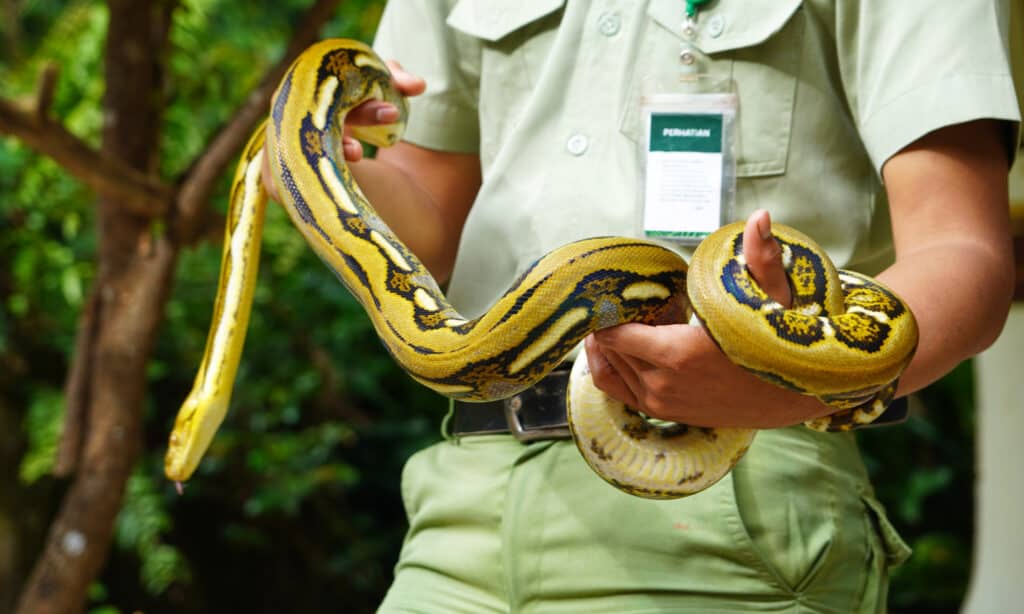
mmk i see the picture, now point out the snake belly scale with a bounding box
[164,39,918,499]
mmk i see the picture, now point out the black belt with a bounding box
[450,369,910,441]
[450,368,573,442]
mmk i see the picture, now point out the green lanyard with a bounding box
[682,0,712,42]
[685,0,712,19]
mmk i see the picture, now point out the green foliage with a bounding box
[1,1,988,613]
[114,468,191,595]
[1,2,107,133]
[0,2,103,410]
[161,0,384,179]
[18,388,65,484]
[858,361,978,613]
[151,201,439,610]
[87,581,123,614]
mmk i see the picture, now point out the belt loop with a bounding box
[441,397,461,444]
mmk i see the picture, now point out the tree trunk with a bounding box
[6,0,344,609]
[0,401,25,614]
[14,1,178,612]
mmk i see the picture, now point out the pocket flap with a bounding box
[448,0,566,42]
[647,0,802,54]
[862,494,913,567]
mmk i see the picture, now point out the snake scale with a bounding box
[164,39,919,499]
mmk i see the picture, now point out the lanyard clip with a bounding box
[682,15,698,40]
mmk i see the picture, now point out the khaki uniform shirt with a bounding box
[375,0,1020,318]
[372,4,1020,611]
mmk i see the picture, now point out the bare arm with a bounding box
[350,142,480,284]
[878,119,1015,394]
[586,119,1015,428]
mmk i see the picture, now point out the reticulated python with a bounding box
[164,40,918,499]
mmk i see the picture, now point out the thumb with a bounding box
[742,210,792,306]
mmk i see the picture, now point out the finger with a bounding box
[601,339,658,377]
[385,60,427,96]
[344,61,424,129]
[602,346,649,404]
[585,336,639,408]
[591,334,689,418]
[592,322,692,366]
[343,136,364,162]
[347,100,400,126]
[605,347,683,417]
[742,209,792,306]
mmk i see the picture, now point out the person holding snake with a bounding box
[165,0,1021,611]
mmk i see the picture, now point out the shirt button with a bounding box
[597,12,621,36]
[566,134,589,156]
[706,14,725,38]
[680,48,698,66]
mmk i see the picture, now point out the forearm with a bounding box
[879,118,1015,397]
[349,156,459,281]
[344,140,480,284]
[588,119,1016,430]
[878,236,1014,396]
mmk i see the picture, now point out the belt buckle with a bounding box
[502,395,572,442]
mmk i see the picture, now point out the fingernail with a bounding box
[375,106,396,122]
[753,210,774,239]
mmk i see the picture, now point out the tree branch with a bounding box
[0,95,172,218]
[171,0,343,244]
[32,64,59,120]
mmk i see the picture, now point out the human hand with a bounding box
[261,60,425,198]
[339,60,426,162]
[584,210,832,429]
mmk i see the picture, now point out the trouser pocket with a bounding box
[726,469,835,594]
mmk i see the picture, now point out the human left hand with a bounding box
[584,210,834,429]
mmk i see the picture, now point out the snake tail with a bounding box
[165,128,268,481]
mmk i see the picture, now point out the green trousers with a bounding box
[378,426,909,613]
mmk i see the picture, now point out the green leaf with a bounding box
[18,388,65,484]
[113,468,191,595]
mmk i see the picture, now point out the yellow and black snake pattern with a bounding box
[164,40,919,499]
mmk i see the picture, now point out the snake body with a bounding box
[164,40,918,499]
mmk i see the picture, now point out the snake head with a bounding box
[346,57,408,148]
[164,392,230,483]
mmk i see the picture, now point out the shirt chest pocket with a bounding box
[447,0,565,168]
[621,0,805,177]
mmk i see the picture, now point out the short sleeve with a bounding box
[833,0,1021,173]
[374,0,482,153]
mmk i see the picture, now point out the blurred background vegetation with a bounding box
[0,1,1007,612]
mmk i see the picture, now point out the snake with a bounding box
[164,39,919,499]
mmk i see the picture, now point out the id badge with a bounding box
[640,82,738,245]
